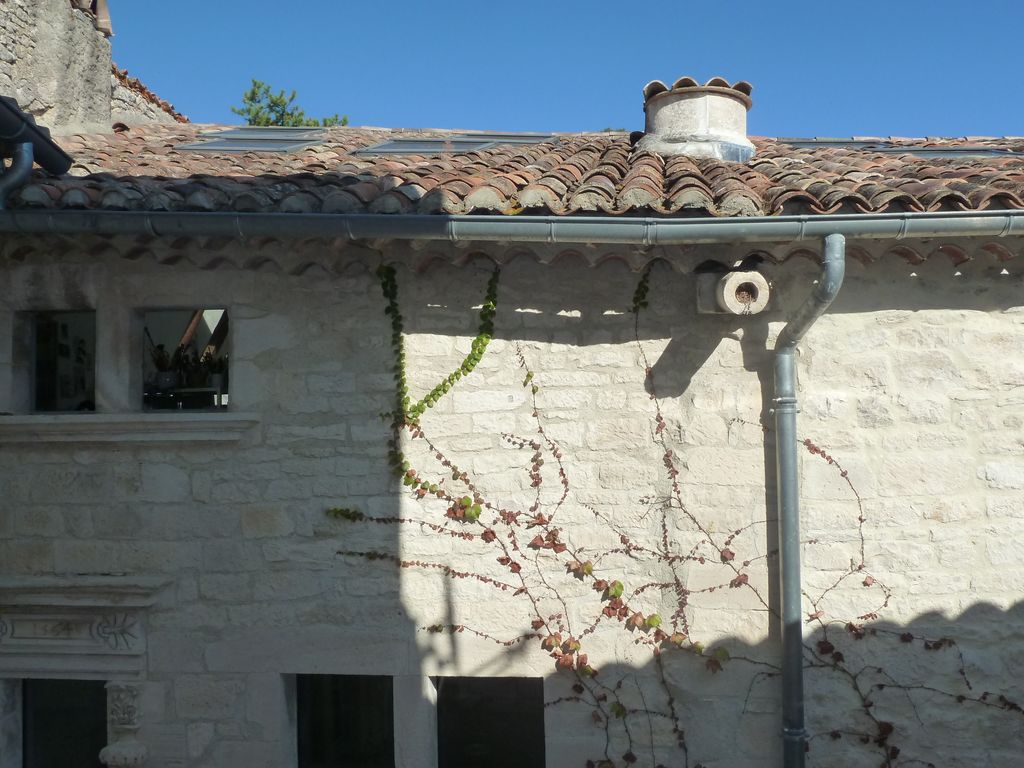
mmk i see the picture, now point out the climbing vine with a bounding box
[328,263,1023,767]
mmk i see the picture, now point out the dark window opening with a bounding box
[22,678,106,768]
[33,311,95,412]
[437,677,545,768]
[143,308,229,410]
[296,674,394,768]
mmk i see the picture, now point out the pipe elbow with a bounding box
[0,142,34,210]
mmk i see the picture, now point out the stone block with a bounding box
[139,463,191,502]
[981,462,1024,490]
[245,673,288,741]
[200,573,253,602]
[204,740,284,768]
[149,631,207,673]
[252,571,324,601]
[241,507,294,539]
[186,722,215,760]
[174,675,243,721]
[0,540,53,573]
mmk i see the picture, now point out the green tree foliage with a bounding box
[231,79,348,127]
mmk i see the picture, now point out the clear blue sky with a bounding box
[112,0,1024,137]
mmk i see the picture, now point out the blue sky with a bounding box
[112,0,1024,137]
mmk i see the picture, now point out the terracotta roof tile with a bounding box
[13,124,1024,219]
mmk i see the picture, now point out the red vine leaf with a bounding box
[729,573,749,588]
[720,548,735,563]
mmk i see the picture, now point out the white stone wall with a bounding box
[0,241,1021,767]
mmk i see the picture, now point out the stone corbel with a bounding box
[99,681,147,767]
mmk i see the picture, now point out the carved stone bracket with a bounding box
[99,681,148,767]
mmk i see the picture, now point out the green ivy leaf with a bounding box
[608,581,624,599]
[645,613,662,629]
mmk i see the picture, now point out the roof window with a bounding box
[177,126,326,153]
[778,138,1024,158]
[352,132,555,156]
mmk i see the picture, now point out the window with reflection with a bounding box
[142,308,229,410]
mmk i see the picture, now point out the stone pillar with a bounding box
[393,675,437,768]
[0,680,22,768]
[99,681,148,767]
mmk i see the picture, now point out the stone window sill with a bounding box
[0,412,260,443]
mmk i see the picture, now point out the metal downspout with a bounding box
[774,233,846,767]
[0,142,33,209]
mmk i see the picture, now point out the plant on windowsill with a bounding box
[201,351,228,393]
[150,344,182,391]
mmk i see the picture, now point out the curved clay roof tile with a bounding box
[671,76,702,89]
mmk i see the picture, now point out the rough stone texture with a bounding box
[110,71,181,125]
[0,240,1021,767]
[0,0,178,133]
[0,0,110,133]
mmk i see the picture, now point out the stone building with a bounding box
[0,0,184,135]
[0,30,1022,768]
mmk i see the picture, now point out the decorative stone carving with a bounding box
[106,681,141,728]
[91,614,140,651]
[0,577,165,678]
[99,682,148,768]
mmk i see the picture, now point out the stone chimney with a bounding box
[635,77,754,162]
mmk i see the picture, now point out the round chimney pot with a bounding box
[637,78,754,162]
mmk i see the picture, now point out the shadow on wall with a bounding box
[542,600,1024,768]
[323,252,1023,768]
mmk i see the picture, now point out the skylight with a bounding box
[352,132,555,156]
[778,138,1024,158]
[177,126,326,153]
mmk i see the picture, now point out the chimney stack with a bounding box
[636,77,754,162]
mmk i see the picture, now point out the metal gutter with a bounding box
[774,234,846,768]
[0,209,1023,243]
